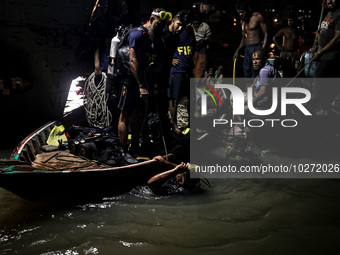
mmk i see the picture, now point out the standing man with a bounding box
[158,11,191,138]
[162,11,186,68]
[313,0,340,115]
[273,17,299,76]
[139,10,186,150]
[90,0,130,76]
[160,10,186,96]
[168,12,195,134]
[192,13,211,78]
[273,17,299,56]
[233,0,268,78]
[314,0,340,77]
[117,8,171,163]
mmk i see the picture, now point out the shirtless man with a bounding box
[273,18,298,54]
[273,18,299,76]
[233,0,268,78]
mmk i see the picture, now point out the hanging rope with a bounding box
[83,72,112,129]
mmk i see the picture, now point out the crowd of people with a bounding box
[234,0,340,116]
[85,0,340,167]
[88,5,200,164]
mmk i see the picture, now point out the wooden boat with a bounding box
[0,107,176,201]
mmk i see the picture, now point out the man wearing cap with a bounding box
[117,8,171,163]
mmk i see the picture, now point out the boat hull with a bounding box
[0,160,169,201]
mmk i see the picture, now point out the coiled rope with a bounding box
[83,72,112,129]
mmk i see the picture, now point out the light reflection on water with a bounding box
[1,150,340,254]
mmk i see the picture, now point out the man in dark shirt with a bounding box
[313,0,340,115]
[315,0,340,77]
[168,20,195,134]
[157,11,190,139]
[117,8,171,163]
[162,12,186,73]
[91,0,132,76]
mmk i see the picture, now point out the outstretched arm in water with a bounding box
[148,158,189,195]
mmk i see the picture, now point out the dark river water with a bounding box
[1,147,340,255]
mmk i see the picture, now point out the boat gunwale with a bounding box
[2,113,164,174]
[11,121,56,160]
